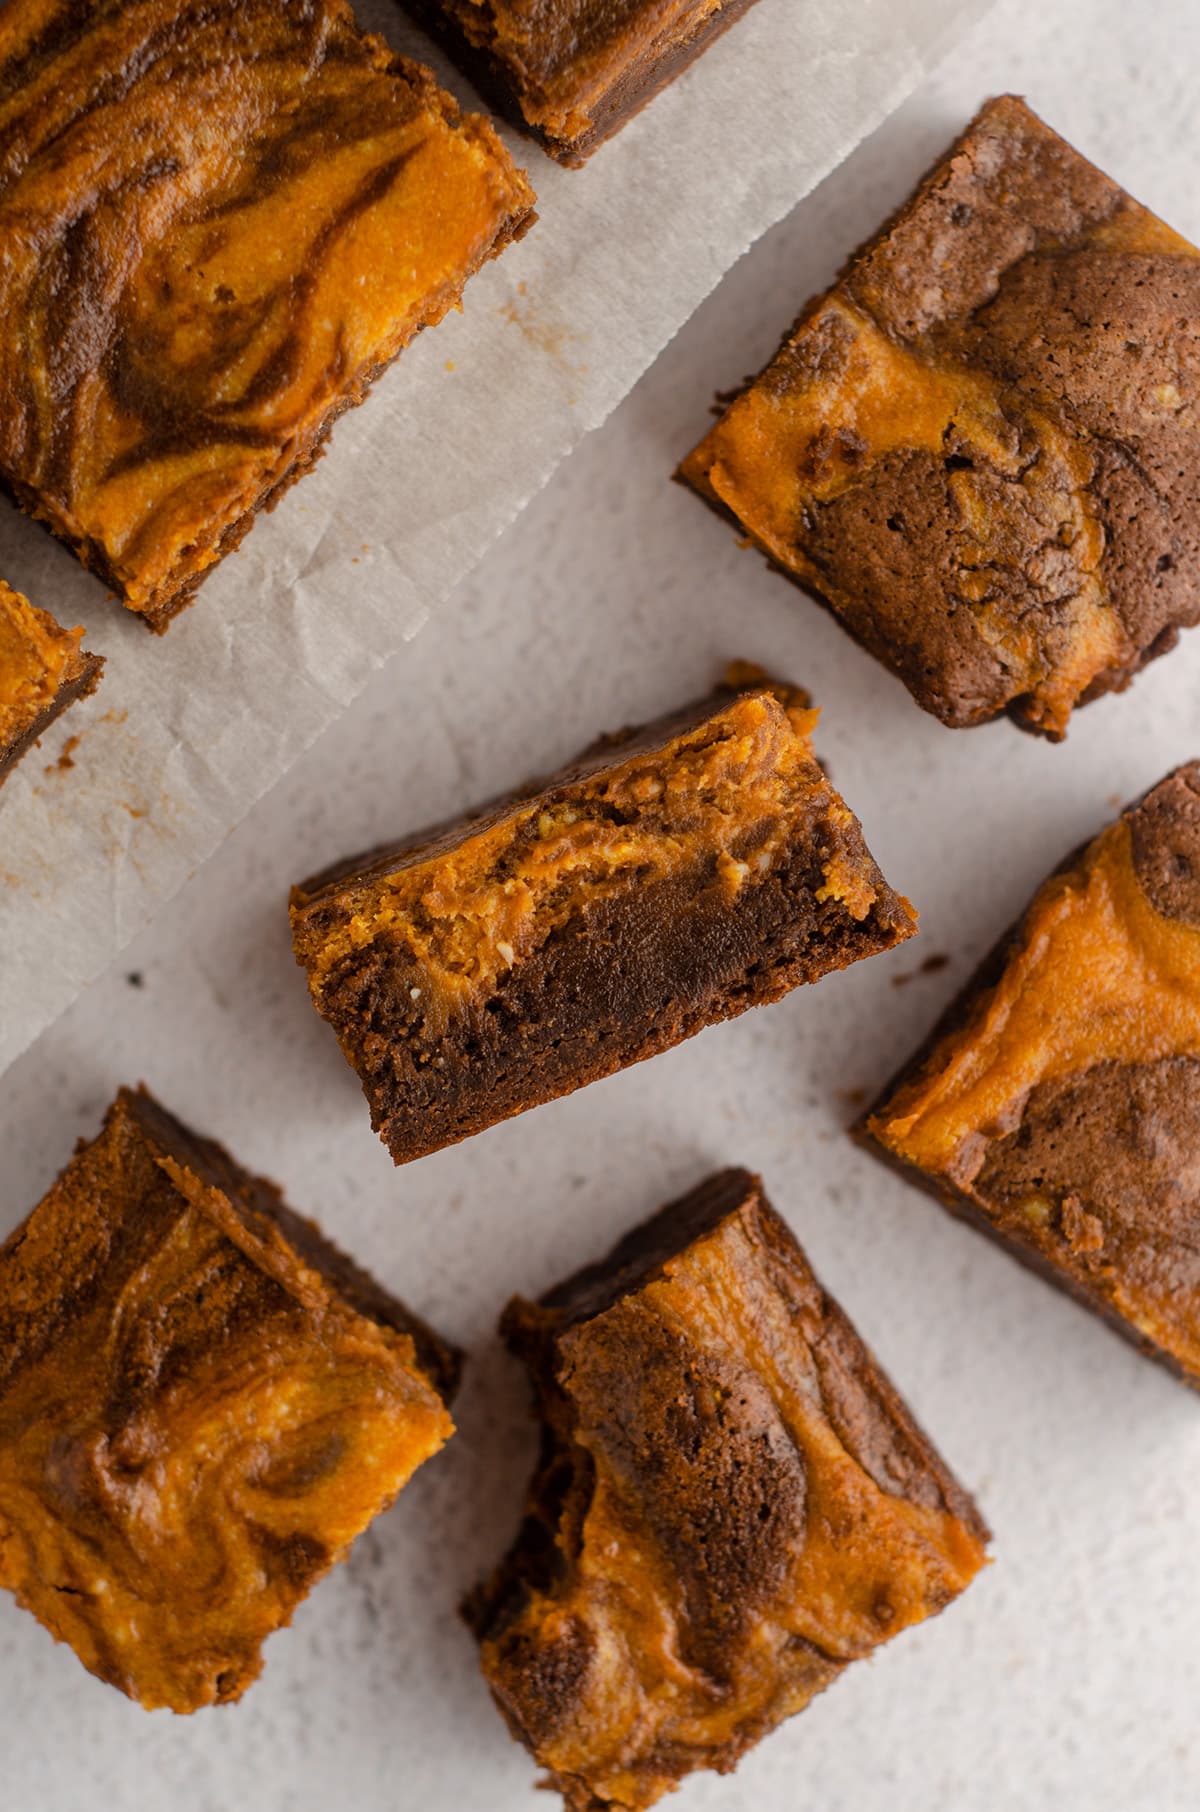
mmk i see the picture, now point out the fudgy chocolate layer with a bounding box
[322,834,909,1164]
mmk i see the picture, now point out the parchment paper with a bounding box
[0,0,993,1077]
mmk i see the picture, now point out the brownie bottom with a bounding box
[0,651,104,788]
[322,839,912,1165]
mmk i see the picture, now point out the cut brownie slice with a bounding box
[467,1168,989,1812]
[290,668,916,1165]
[680,96,1200,739]
[0,1086,458,1711]
[401,0,760,166]
[0,0,536,630]
[866,766,1200,1386]
[0,581,103,787]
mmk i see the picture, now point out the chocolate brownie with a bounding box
[0,1,535,630]
[680,96,1200,738]
[0,581,103,787]
[290,667,916,1165]
[866,765,1200,1385]
[401,0,760,166]
[467,1168,989,1811]
[0,1086,458,1710]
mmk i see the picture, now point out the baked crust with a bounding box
[0,1,536,628]
[680,96,1200,738]
[0,1085,458,1710]
[468,1168,988,1811]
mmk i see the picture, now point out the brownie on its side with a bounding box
[402,0,759,166]
[0,1,535,631]
[0,1086,458,1711]
[291,668,916,1166]
[0,582,102,788]
[680,96,1200,739]
[468,1169,989,1812]
[866,766,1200,1386]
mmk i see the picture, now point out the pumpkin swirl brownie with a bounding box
[400,0,760,166]
[0,1,536,631]
[290,668,916,1164]
[680,96,1200,739]
[0,581,103,788]
[0,1086,458,1711]
[467,1168,988,1812]
[866,766,1200,1387]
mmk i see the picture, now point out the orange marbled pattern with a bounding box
[0,1087,457,1711]
[0,0,535,627]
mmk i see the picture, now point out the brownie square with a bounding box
[680,96,1200,739]
[290,667,916,1165]
[866,765,1200,1386]
[467,1168,988,1812]
[0,581,103,787]
[402,0,761,166]
[0,0,535,630]
[0,1086,459,1711]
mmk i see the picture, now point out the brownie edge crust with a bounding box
[0,1085,458,1711]
[865,764,1200,1388]
[290,669,916,1165]
[402,0,762,166]
[680,95,1200,738]
[468,1169,988,1812]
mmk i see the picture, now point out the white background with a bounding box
[4,1,1200,1808]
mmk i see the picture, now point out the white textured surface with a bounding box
[0,0,983,1078]
[4,2,1200,1809]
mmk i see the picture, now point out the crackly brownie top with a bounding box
[681,96,1200,737]
[870,766,1200,1372]
[429,0,720,136]
[0,1086,454,1712]
[0,0,533,620]
[291,670,911,1036]
[471,1170,986,1812]
[0,581,89,746]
